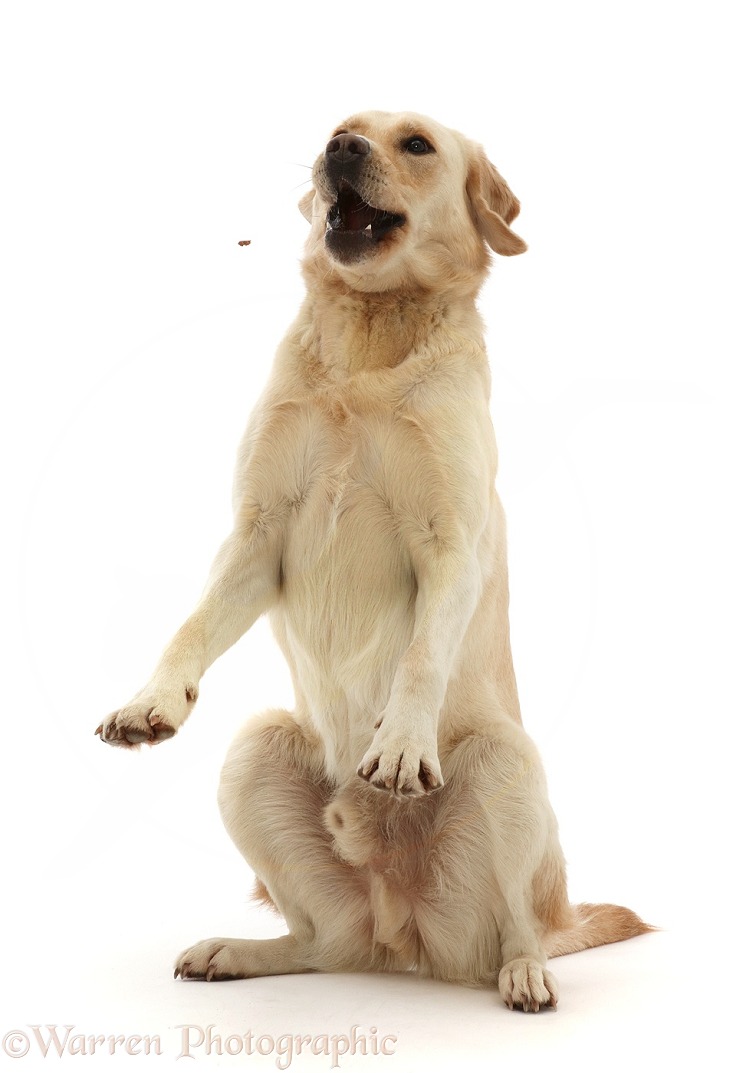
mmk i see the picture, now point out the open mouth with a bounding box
[325,181,405,261]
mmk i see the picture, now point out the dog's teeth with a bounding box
[364,223,372,232]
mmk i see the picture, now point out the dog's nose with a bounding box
[325,133,371,166]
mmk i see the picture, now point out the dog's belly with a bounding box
[270,476,417,776]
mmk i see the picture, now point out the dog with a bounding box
[96,110,650,1011]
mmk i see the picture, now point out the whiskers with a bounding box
[290,162,314,193]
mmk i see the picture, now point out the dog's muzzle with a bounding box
[322,133,405,263]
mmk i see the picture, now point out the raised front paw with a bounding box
[357,727,443,797]
[499,958,558,1013]
[95,683,198,749]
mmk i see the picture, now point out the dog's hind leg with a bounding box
[174,709,385,982]
[411,719,568,1011]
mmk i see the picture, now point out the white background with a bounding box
[1,1,731,1069]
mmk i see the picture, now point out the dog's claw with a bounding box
[418,761,441,790]
[358,758,379,779]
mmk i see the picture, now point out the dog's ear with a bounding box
[299,188,315,223]
[466,148,527,256]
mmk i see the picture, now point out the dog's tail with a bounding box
[546,902,655,958]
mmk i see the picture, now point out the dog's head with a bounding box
[299,111,526,296]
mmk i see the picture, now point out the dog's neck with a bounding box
[305,287,482,376]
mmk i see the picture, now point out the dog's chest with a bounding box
[250,388,423,680]
[282,393,414,566]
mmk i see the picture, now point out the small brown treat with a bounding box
[238,239,251,246]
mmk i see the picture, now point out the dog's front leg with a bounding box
[358,547,481,796]
[97,497,285,748]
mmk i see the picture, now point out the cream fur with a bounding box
[97,111,650,1011]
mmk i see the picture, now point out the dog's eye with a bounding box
[403,136,433,155]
